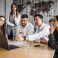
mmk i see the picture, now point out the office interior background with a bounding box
[0,0,57,58]
[0,0,58,24]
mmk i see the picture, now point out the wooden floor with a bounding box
[0,42,55,58]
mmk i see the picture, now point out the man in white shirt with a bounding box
[16,14,34,40]
[26,14,50,44]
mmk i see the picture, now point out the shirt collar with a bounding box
[38,23,45,29]
[21,22,29,28]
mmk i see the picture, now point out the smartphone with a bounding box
[34,45,40,47]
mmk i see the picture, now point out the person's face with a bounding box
[12,5,16,12]
[51,20,58,28]
[0,17,5,26]
[53,20,58,27]
[21,18,28,26]
[34,16,43,26]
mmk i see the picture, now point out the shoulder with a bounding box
[44,23,50,28]
[16,24,22,29]
[27,22,34,27]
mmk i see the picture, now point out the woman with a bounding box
[0,16,5,37]
[7,3,21,40]
[48,16,58,58]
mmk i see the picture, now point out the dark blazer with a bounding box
[48,29,58,49]
[48,29,58,58]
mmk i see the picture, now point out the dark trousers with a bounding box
[8,30,13,40]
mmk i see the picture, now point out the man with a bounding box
[48,16,58,58]
[26,14,50,44]
[16,14,34,41]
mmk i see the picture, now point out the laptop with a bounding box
[0,24,27,50]
[0,31,19,50]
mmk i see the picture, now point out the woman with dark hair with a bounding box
[48,16,58,58]
[10,3,19,18]
[7,3,21,40]
[0,16,5,36]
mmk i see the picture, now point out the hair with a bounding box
[21,14,28,19]
[10,3,19,17]
[55,15,58,21]
[0,16,5,35]
[49,18,55,23]
[34,14,43,19]
[0,16,5,20]
[49,15,58,23]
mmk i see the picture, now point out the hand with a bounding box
[40,38,48,45]
[24,37,30,42]
[15,36,24,41]
[19,30,24,34]
[10,24,15,27]
[15,37,20,41]
[49,27,55,34]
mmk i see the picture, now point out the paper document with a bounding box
[8,40,27,47]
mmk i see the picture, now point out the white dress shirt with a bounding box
[16,22,34,37]
[28,23,50,41]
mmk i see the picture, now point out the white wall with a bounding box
[0,0,5,16]
[0,0,13,20]
[0,0,58,24]
[6,0,13,20]
[21,0,58,24]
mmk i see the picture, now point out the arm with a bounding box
[48,27,56,46]
[16,25,20,36]
[6,20,14,27]
[48,34,56,49]
[6,15,15,27]
[16,25,24,36]
[28,26,50,41]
